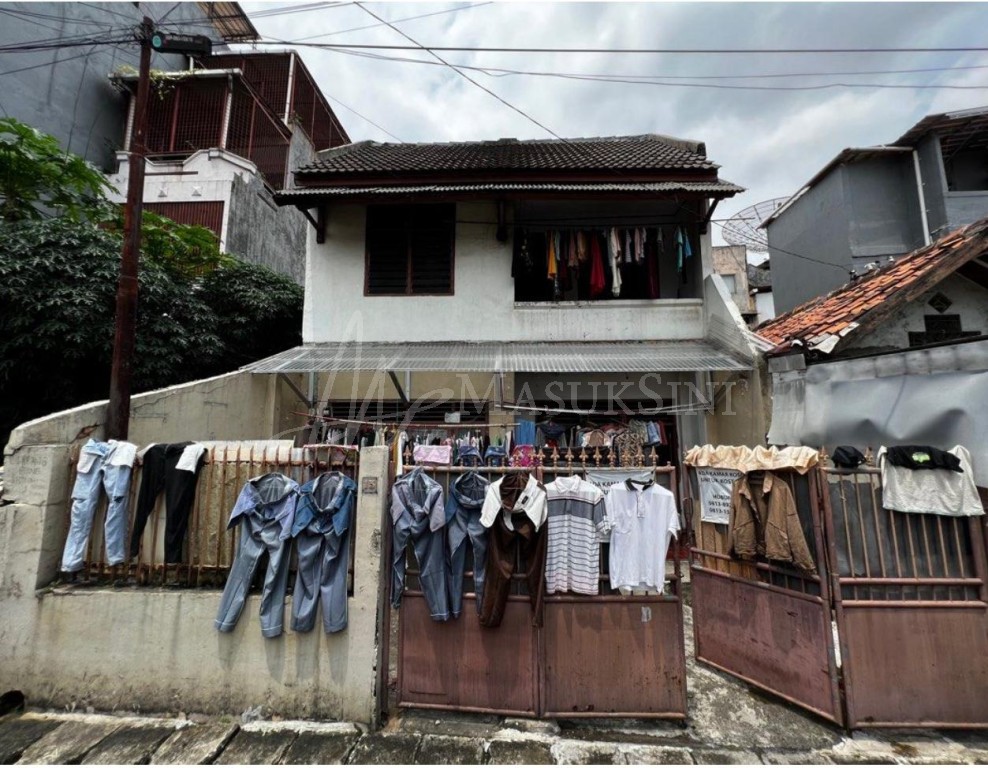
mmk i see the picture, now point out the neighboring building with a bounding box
[712,244,756,323]
[0,2,257,172]
[248,134,768,454]
[763,106,988,314]
[756,216,988,484]
[107,51,350,284]
[747,258,775,326]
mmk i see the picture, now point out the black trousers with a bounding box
[129,442,205,563]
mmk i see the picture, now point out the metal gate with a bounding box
[822,466,988,728]
[688,460,988,729]
[392,460,687,719]
[688,467,844,725]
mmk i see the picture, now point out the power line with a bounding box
[321,90,405,142]
[318,46,988,92]
[286,2,493,43]
[243,41,988,55]
[0,36,134,54]
[78,2,140,23]
[155,3,183,25]
[353,2,564,142]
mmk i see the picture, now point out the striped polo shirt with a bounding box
[544,475,608,595]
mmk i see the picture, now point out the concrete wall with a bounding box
[766,168,853,314]
[304,201,707,344]
[108,148,309,285]
[0,371,387,724]
[844,159,925,258]
[767,156,927,314]
[0,2,220,171]
[844,273,988,354]
[712,245,753,314]
[918,135,950,238]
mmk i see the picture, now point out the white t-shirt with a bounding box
[606,479,679,593]
[544,475,608,595]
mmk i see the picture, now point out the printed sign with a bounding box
[696,467,742,525]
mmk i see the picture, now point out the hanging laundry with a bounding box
[547,229,558,279]
[607,229,622,297]
[290,472,357,634]
[634,227,644,263]
[576,230,588,263]
[647,228,662,298]
[590,231,606,298]
[624,228,633,264]
[391,468,450,621]
[606,478,680,593]
[544,475,608,596]
[215,473,300,637]
[676,226,694,274]
[729,471,816,573]
[479,473,548,628]
[445,471,491,618]
[608,228,622,265]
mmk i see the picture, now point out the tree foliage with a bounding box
[0,117,114,222]
[0,118,304,449]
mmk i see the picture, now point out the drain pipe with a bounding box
[913,149,932,246]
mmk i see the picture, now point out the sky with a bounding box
[236,1,988,251]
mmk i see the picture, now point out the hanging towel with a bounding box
[634,227,644,263]
[624,229,633,264]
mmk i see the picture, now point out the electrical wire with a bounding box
[353,2,565,143]
[242,41,988,55]
[320,90,405,142]
[285,2,493,43]
[284,45,988,92]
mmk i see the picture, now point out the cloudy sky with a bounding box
[237,1,988,248]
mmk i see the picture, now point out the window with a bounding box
[721,274,737,294]
[365,204,454,295]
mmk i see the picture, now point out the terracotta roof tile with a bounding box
[756,217,988,354]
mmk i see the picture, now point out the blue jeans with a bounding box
[61,440,135,573]
[215,508,292,638]
[291,522,351,634]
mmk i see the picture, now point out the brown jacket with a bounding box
[729,471,816,574]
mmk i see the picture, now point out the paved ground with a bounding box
[2,604,987,764]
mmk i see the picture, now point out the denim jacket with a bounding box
[291,472,357,539]
[227,473,299,540]
[391,467,445,532]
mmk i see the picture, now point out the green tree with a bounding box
[0,117,114,222]
[0,118,304,449]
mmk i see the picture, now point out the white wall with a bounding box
[107,149,252,250]
[755,291,776,326]
[304,202,706,344]
[845,273,988,352]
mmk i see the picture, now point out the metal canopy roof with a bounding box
[242,340,752,374]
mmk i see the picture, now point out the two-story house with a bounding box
[247,134,765,464]
[763,106,988,314]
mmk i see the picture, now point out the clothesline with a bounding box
[293,411,518,429]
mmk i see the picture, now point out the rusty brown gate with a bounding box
[688,467,845,725]
[688,460,988,729]
[822,466,988,728]
[392,459,688,719]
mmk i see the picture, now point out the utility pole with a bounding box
[106,17,153,440]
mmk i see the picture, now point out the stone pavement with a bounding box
[2,708,988,765]
[2,604,986,765]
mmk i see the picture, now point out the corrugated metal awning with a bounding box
[242,340,752,374]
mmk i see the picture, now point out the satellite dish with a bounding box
[721,197,790,253]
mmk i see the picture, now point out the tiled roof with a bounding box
[295,134,717,177]
[747,262,772,290]
[276,180,744,202]
[755,217,988,356]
